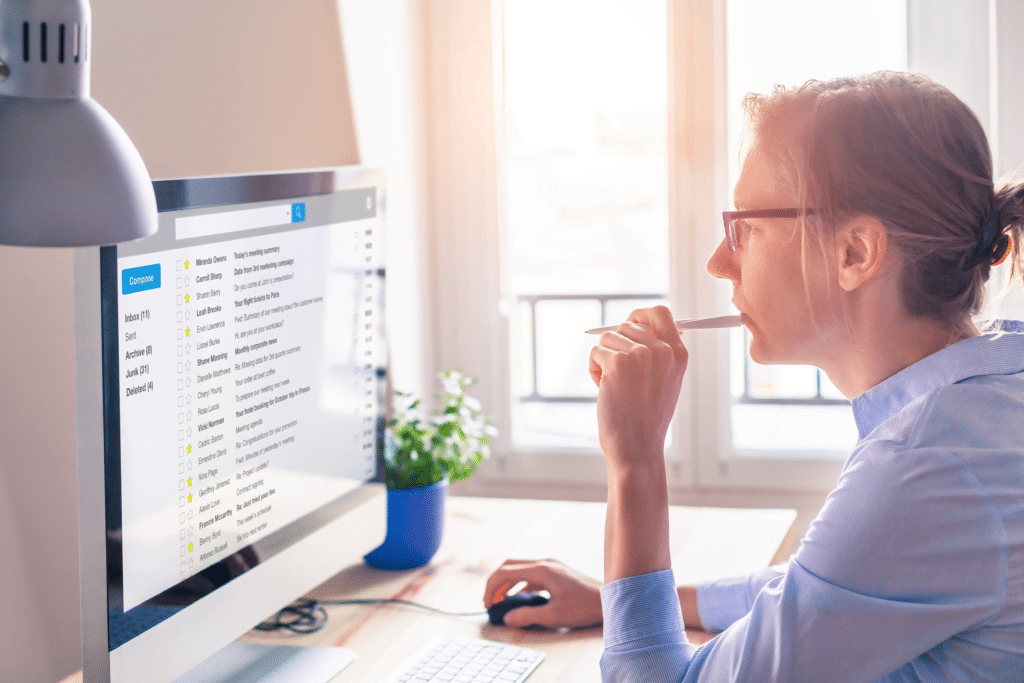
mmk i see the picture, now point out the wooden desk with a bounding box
[62,496,795,683]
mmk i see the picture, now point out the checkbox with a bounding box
[177,362,183,374]
[179,479,185,490]
[178,429,184,441]
[176,277,182,288]
[178,413,184,424]
[180,545,186,557]
[180,529,186,540]
[178,379,184,390]
[177,295,183,306]
[176,260,183,272]
[177,329,183,340]
[179,463,185,474]
[179,496,185,507]
[180,512,186,523]
[180,562,186,573]
[178,396,184,407]
[178,446,184,458]
[177,312,183,323]
[177,345,183,357]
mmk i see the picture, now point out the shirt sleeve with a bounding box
[600,569,697,683]
[696,562,789,633]
[599,439,1007,683]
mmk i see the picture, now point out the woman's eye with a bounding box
[736,219,754,243]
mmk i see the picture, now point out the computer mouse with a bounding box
[487,592,549,626]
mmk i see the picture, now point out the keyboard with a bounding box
[376,634,545,683]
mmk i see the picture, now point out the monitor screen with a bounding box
[75,167,388,682]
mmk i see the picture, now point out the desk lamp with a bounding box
[0,0,156,247]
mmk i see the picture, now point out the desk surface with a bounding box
[63,496,796,683]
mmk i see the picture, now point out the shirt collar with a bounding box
[851,320,1024,441]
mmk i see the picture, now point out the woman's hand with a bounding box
[483,559,603,629]
[588,305,688,471]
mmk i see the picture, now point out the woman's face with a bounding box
[707,143,837,365]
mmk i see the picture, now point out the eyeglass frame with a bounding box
[722,208,815,253]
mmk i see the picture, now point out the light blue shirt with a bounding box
[600,321,1024,682]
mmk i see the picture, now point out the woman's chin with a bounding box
[747,335,783,366]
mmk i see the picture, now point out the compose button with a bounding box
[122,264,161,295]
[291,203,306,223]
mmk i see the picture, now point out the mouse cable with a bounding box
[255,597,487,635]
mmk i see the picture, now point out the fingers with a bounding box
[501,603,559,628]
[627,305,683,347]
[589,321,660,387]
[483,561,554,608]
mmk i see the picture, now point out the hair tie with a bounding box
[991,233,1012,267]
[962,206,1003,269]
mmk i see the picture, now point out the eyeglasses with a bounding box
[722,208,813,253]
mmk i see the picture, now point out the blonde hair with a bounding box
[743,71,1024,337]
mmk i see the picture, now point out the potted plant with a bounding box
[364,370,495,570]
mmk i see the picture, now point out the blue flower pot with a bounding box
[363,477,448,570]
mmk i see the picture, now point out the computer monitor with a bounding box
[73,167,388,683]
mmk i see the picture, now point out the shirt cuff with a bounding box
[601,569,684,649]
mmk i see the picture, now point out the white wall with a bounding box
[338,0,432,399]
[0,1,430,681]
[0,247,78,682]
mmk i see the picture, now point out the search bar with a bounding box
[176,203,306,240]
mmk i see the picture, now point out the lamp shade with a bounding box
[0,0,157,247]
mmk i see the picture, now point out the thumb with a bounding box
[502,603,555,628]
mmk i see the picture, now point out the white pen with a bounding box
[585,314,743,335]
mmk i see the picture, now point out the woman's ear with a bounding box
[836,215,888,292]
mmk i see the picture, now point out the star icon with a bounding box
[187,444,192,454]
[185,344,191,355]
[188,509,194,520]
[186,394,191,404]
[185,360,192,372]
[186,427,193,438]
[188,558,195,570]
[188,526,194,536]
[187,493,193,503]
[186,376,192,388]
[187,460,193,471]
[186,410,192,422]
[185,293,190,304]
[188,542,193,552]
[186,327,191,337]
[187,477,192,487]
[184,259,190,269]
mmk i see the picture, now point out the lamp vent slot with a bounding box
[12,20,85,68]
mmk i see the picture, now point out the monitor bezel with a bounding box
[75,166,388,683]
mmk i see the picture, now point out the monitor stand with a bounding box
[174,643,356,683]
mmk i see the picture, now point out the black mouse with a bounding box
[487,592,549,626]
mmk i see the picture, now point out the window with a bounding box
[502,0,670,450]
[426,0,1024,496]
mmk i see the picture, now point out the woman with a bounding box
[484,72,1024,681]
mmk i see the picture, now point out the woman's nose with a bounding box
[707,238,738,281]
